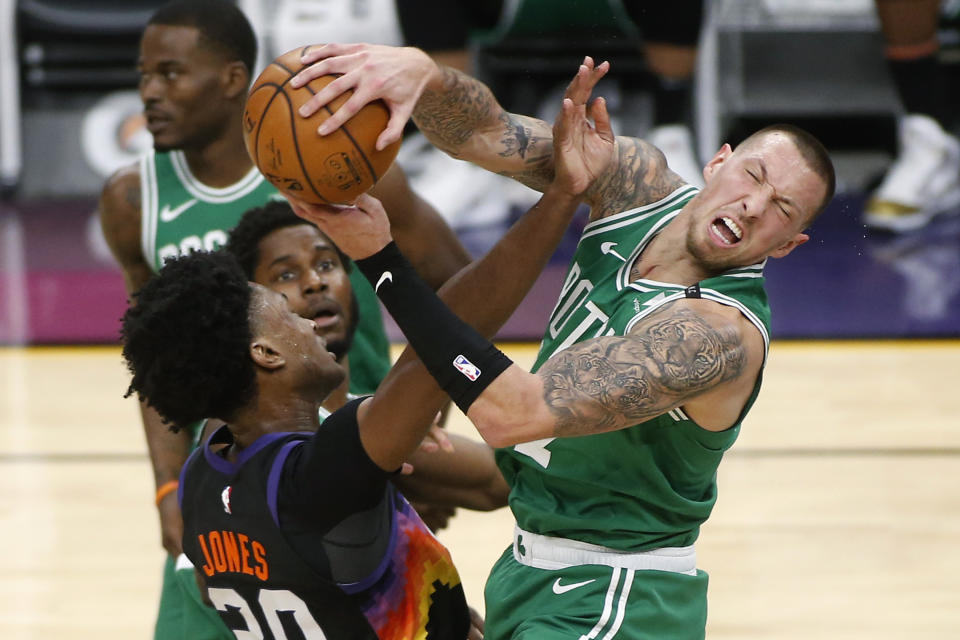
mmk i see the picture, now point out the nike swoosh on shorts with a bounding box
[552,578,596,595]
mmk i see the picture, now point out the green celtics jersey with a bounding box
[139,150,390,394]
[496,185,772,551]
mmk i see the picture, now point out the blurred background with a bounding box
[1,0,959,343]
[1,0,959,638]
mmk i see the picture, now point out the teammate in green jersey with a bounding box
[291,45,836,639]
[97,3,469,638]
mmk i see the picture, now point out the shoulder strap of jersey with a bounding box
[139,150,158,269]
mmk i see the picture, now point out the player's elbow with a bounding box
[465,398,516,448]
[467,369,550,448]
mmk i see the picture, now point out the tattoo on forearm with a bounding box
[587,138,686,219]
[414,67,555,191]
[496,113,554,190]
[415,67,493,151]
[538,307,745,436]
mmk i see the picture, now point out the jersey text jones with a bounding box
[197,529,269,580]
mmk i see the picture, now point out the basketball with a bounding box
[242,45,401,205]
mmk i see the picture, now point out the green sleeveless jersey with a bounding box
[495,185,772,551]
[139,150,390,395]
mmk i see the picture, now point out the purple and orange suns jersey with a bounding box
[180,400,470,640]
[350,496,468,639]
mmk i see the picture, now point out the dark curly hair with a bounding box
[148,0,257,80]
[121,251,256,432]
[226,199,353,279]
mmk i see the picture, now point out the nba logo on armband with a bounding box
[222,486,233,515]
[453,355,481,381]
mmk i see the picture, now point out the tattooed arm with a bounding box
[465,299,765,447]
[289,44,685,218]
[414,62,687,220]
[413,64,556,193]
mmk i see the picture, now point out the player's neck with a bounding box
[632,218,707,286]
[321,356,352,412]
[180,124,252,188]
[230,394,322,449]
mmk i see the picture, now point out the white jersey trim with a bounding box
[699,288,770,356]
[623,287,770,359]
[615,211,681,290]
[580,184,699,241]
[170,150,265,203]
[139,152,159,271]
[582,569,622,640]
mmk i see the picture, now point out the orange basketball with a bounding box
[242,46,401,205]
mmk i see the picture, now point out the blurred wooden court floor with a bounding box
[1,341,958,639]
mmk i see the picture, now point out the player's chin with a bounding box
[323,335,349,362]
[151,137,179,153]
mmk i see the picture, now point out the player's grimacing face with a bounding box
[252,225,355,362]
[138,24,234,150]
[687,133,825,270]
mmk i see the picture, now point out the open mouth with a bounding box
[312,310,340,328]
[145,116,171,134]
[711,216,743,245]
[144,108,172,130]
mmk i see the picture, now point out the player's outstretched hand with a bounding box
[552,57,615,198]
[290,43,437,151]
[286,192,392,259]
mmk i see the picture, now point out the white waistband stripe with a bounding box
[513,526,697,575]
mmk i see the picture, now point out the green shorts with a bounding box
[483,543,709,640]
[153,554,233,640]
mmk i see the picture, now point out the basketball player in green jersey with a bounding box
[292,47,836,638]
[97,3,469,639]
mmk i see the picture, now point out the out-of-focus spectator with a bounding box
[865,0,960,232]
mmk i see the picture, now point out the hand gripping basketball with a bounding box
[242,46,401,205]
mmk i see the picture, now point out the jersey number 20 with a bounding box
[208,587,327,639]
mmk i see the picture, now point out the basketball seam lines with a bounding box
[274,60,383,187]
[254,70,332,204]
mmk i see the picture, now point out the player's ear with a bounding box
[769,232,809,259]
[250,339,285,370]
[223,60,250,100]
[702,143,733,183]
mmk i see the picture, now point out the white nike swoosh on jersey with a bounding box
[159,199,199,223]
[600,241,626,262]
[375,271,393,293]
[552,578,596,595]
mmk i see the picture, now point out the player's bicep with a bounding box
[535,301,748,437]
